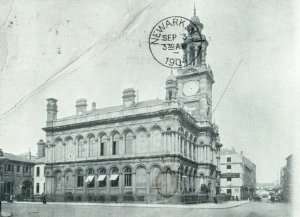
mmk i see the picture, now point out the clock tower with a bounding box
[176,8,214,123]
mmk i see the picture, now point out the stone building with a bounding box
[0,149,34,200]
[220,148,256,199]
[42,10,222,203]
[33,140,47,196]
[280,154,293,202]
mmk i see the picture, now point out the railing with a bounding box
[48,102,180,127]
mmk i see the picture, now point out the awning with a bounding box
[109,174,119,181]
[85,175,95,183]
[97,175,106,181]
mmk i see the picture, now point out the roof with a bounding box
[2,152,34,163]
[34,157,46,164]
[60,98,165,120]
[220,148,237,155]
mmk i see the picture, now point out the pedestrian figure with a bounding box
[9,194,13,203]
[41,193,47,204]
[235,196,238,201]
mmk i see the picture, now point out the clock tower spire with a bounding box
[176,7,214,123]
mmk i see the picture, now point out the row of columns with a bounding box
[47,172,155,195]
[46,132,218,165]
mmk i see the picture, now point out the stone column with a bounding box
[147,133,151,156]
[84,139,88,159]
[107,138,111,158]
[186,140,189,159]
[146,171,150,195]
[174,132,178,154]
[119,136,124,157]
[133,135,137,156]
[195,174,200,193]
[74,141,77,161]
[95,138,99,158]
[194,47,198,66]
[132,172,136,195]
[163,132,167,154]
[119,172,123,194]
[62,174,65,194]
[73,174,76,194]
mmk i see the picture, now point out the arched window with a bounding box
[77,138,85,158]
[136,167,147,188]
[112,134,119,155]
[55,171,62,190]
[137,131,147,154]
[151,129,161,153]
[125,132,133,155]
[65,171,73,189]
[124,167,132,187]
[150,167,160,188]
[86,169,95,188]
[55,140,63,162]
[66,139,73,160]
[76,170,84,187]
[98,168,106,187]
[110,168,119,187]
[100,135,107,156]
[88,137,96,157]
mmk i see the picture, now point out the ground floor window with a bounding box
[36,183,40,194]
[86,169,95,188]
[227,189,232,194]
[77,170,84,187]
[124,168,132,187]
[98,168,106,187]
[110,168,119,187]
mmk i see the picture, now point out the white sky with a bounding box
[0,0,298,184]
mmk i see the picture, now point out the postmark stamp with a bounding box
[156,166,179,197]
[149,16,202,68]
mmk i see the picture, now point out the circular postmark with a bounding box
[149,16,202,68]
[156,166,178,197]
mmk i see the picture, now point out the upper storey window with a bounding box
[89,137,96,157]
[137,131,147,154]
[100,135,107,156]
[151,129,161,153]
[125,132,133,155]
[78,138,85,158]
[112,134,119,155]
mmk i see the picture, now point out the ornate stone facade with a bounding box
[42,11,222,203]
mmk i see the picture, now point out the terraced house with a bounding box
[42,11,222,203]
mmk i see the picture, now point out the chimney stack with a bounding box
[76,98,87,115]
[92,102,96,111]
[123,88,136,108]
[0,149,4,158]
[46,98,58,121]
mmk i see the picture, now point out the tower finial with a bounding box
[194,2,196,16]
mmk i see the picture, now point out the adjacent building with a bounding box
[280,154,293,202]
[220,148,256,199]
[41,10,222,203]
[33,140,47,196]
[0,149,34,200]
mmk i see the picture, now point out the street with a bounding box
[1,200,291,217]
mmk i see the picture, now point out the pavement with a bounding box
[2,200,249,209]
[1,211,12,217]
[1,199,292,217]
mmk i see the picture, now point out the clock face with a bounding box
[183,81,199,96]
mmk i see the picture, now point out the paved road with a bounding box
[2,200,291,217]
